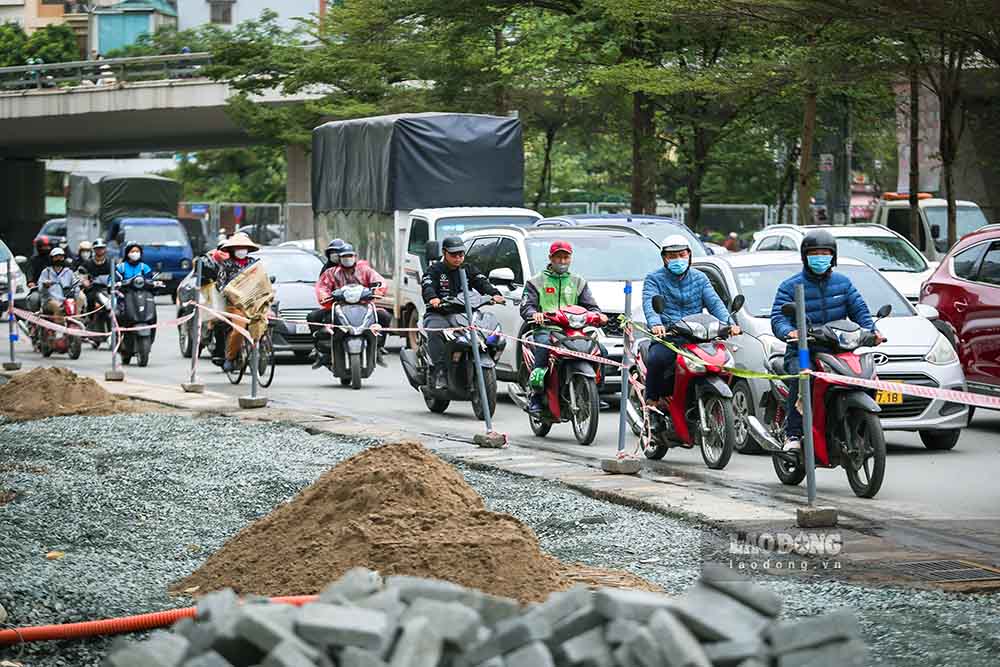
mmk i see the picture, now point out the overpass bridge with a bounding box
[0,53,317,252]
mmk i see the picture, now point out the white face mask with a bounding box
[234,249,249,260]
[127,252,141,262]
[79,251,92,261]
[340,256,356,268]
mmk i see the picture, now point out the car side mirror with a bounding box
[488,267,515,285]
[269,276,276,284]
[781,302,797,317]
[930,224,941,239]
[425,240,441,262]
[876,304,892,319]
[730,294,745,314]
[652,295,666,315]
[14,255,26,265]
[914,303,939,320]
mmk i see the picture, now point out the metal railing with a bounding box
[0,52,212,93]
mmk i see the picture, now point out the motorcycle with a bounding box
[745,303,891,499]
[81,272,112,349]
[36,281,83,360]
[400,291,505,420]
[508,305,607,445]
[116,274,162,367]
[318,282,382,390]
[626,295,745,470]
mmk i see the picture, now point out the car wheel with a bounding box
[919,429,960,451]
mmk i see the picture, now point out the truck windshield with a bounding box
[924,206,989,247]
[436,216,539,237]
[123,224,189,247]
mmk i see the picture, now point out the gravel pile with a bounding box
[104,566,866,666]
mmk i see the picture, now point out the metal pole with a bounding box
[616,281,632,454]
[250,341,260,399]
[188,260,202,385]
[110,278,119,374]
[458,268,493,432]
[795,283,817,504]
[5,259,20,370]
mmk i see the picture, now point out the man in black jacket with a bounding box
[421,236,504,390]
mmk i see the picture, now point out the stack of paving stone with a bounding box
[105,566,866,667]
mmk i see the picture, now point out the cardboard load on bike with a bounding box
[223,263,274,340]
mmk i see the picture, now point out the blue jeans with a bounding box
[784,350,804,439]
[645,340,680,402]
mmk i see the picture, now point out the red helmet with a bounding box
[549,240,573,256]
[35,235,51,250]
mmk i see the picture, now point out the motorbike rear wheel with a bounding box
[68,332,82,360]
[697,395,735,470]
[349,353,362,390]
[570,375,600,446]
[137,336,151,367]
[844,410,887,499]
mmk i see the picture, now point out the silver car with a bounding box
[693,252,968,452]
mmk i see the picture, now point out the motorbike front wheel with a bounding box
[178,320,193,358]
[137,336,151,367]
[696,395,735,470]
[844,410,887,499]
[424,392,450,413]
[570,375,600,446]
[349,352,362,390]
[471,367,498,421]
[120,335,132,365]
[772,453,806,486]
[68,331,82,360]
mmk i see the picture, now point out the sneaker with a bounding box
[783,437,802,452]
[527,394,545,414]
[433,368,448,391]
[223,359,235,372]
[311,354,328,370]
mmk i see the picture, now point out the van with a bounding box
[107,217,193,298]
[870,193,990,261]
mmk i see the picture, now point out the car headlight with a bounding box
[926,333,958,365]
[181,259,191,270]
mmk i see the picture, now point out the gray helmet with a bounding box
[338,243,357,257]
[441,236,466,254]
[326,238,346,258]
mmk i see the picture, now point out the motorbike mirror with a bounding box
[729,294,745,314]
[425,240,442,262]
[370,281,382,288]
[652,295,667,315]
[269,276,276,284]
[488,267,515,285]
[876,304,892,319]
[930,224,941,239]
[781,302,797,317]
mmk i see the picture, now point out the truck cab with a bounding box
[394,207,542,346]
[871,193,990,261]
[108,217,193,297]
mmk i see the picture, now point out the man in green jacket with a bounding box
[520,240,606,414]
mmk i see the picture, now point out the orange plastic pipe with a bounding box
[0,595,318,645]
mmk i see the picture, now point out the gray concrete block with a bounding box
[296,602,391,651]
[474,594,522,627]
[670,585,769,642]
[474,658,505,667]
[601,458,641,475]
[505,640,555,667]
[647,609,711,667]
[463,613,551,665]
[777,639,866,667]
[617,626,661,667]
[235,605,311,656]
[795,506,838,528]
[145,631,190,666]
[195,589,239,623]
[767,610,861,655]
[389,616,443,667]
[593,588,673,622]
[546,605,606,648]
[702,639,767,667]
[181,651,234,667]
[356,588,407,618]
[557,625,614,667]
[106,643,186,667]
[261,639,320,667]
[171,616,195,638]
[401,598,483,650]
[320,567,383,603]
[604,618,640,646]
[386,575,469,603]
[525,586,592,628]
[474,432,508,448]
[238,396,268,409]
[734,660,767,667]
[700,566,783,618]
[341,646,389,667]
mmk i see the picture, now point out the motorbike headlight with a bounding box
[926,333,958,365]
[684,356,706,374]
[567,313,587,329]
[836,328,862,350]
[343,285,364,304]
[134,276,145,288]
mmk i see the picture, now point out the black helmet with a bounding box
[441,236,466,254]
[326,238,346,258]
[338,243,356,257]
[800,230,837,267]
[123,243,143,261]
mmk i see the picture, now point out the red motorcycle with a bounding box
[37,285,83,360]
[509,305,607,445]
[746,303,891,499]
[626,295,744,469]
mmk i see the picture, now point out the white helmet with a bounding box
[50,247,65,258]
[660,234,691,253]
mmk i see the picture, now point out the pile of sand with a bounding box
[0,367,159,421]
[175,442,654,602]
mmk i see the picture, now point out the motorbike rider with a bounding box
[321,238,346,274]
[642,234,740,419]
[520,240,606,414]
[38,247,85,323]
[214,232,260,372]
[421,236,504,390]
[25,235,53,313]
[770,229,883,453]
[311,243,391,369]
[115,242,154,282]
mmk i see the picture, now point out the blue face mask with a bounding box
[806,255,833,274]
[667,258,689,275]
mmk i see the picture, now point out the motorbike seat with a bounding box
[769,355,787,376]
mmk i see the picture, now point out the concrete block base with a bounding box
[796,506,838,528]
[239,396,268,409]
[2,362,21,371]
[105,369,125,382]
[601,458,641,475]
[182,382,205,394]
[474,432,508,449]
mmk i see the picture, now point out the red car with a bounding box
[920,224,1000,400]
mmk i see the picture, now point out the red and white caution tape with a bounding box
[10,307,108,339]
[480,327,624,369]
[811,370,1000,410]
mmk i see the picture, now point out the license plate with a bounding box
[154,272,171,281]
[876,380,904,405]
[295,323,311,334]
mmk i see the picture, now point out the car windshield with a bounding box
[255,252,324,283]
[924,206,990,244]
[436,216,539,237]
[835,237,927,272]
[123,224,189,247]
[526,236,663,281]
[0,240,11,263]
[574,220,707,257]
[43,221,66,236]
[733,265,913,319]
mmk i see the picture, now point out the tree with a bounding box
[25,24,81,64]
[165,147,288,203]
[0,23,28,67]
[104,25,226,58]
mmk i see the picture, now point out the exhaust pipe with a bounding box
[746,416,784,453]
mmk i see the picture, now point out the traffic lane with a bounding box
[9,304,1000,521]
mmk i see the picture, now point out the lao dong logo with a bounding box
[729,531,843,557]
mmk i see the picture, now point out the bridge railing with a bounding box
[0,52,213,93]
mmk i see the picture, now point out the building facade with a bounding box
[176,0,322,31]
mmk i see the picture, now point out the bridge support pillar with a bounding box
[0,159,45,256]
[286,144,313,248]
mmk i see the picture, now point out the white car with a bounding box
[750,224,933,302]
[0,240,29,310]
[461,226,659,394]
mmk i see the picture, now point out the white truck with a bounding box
[311,113,541,346]
[870,193,990,261]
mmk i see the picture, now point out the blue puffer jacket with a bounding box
[770,269,875,342]
[116,260,153,282]
[642,266,730,327]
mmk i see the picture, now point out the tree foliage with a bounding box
[24,24,80,64]
[0,23,28,67]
